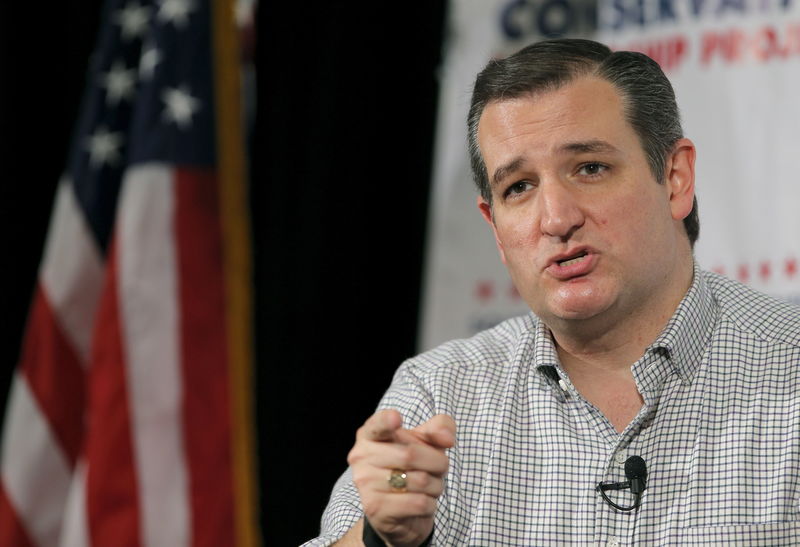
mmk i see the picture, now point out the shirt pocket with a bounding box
[676,521,800,546]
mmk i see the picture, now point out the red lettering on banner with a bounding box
[638,35,687,71]
[759,261,771,282]
[475,280,495,303]
[700,28,746,64]
[737,263,750,283]
[711,257,799,284]
[700,23,800,65]
[787,258,798,278]
[752,26,787,60]
[618,35,689,72]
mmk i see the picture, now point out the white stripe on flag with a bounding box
[0,374,73,547]
[119,164,190,547]
[40,178,105,366]
[58,461,89,547]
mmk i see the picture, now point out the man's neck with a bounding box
[551,259,695,376]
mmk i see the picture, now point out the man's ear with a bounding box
[477,196,507,264]
[665,138,696,222]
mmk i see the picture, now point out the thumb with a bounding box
[411,414,456,449]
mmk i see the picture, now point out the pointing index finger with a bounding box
[410,414,456,449]
[358,409,403,442]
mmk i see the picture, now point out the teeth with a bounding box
[559,254,587,267]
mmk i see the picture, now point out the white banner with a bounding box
[597,0,800,306]
[420,0,800,351]
[419,0,595,350]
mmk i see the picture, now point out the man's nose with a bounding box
[539,181,585,239]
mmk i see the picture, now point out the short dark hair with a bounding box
[467,38,699,246]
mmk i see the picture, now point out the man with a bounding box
[305,39,800,546]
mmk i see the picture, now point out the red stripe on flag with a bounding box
[175,169,235,547]
[0,485,34,547]
[86,243,142,547]
[19,285,86,467]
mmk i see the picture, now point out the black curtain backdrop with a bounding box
[1,1,446,545]
[255,2,446,543]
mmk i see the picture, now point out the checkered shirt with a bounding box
[304,267,800,546]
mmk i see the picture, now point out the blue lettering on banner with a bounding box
[501,0,527,39]
[659,0,677,22]
[601,0,795,32]
[500,0,596,40]
[538,0,575,37]
[717,0,746,13]
[690,0,707,17]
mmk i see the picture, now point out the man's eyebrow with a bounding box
[560,140,619,154]
[491,157,526,187]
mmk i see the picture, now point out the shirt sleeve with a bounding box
[299,468,362,547]
[301,359,438,545]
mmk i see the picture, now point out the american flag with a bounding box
[0,0,259,545]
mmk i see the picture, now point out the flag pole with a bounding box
[211,0,260,545]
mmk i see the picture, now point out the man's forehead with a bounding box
[478,79,630,148]
[480,76,624,126]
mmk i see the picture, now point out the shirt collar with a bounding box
[646,262,718,385]
[532,262,718,387]
[532,315,560,370]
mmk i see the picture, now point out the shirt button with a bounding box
[606,537,620,547]
[614,451,627,465]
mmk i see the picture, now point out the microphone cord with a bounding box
[596,480,642,511]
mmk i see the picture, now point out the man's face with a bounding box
[476,76,694,332]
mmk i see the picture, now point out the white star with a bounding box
[236,0,254,26]
[85,127,124,168]
[139,43,162,80]
[114,2,151,41]
[100,61,137,105]
[161,86,201,129]
[157,0,195,28]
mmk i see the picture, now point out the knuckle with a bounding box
[416,472,432,489]
[351,469,370,490]
[423,497,438,517]
[362,497,384,519]
[410,494,435,516]
[355,423,369,440]
[434,453,450,475]
[398,445,415,468]
[346,446,362,466]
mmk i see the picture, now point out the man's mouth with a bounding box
[557,251,588,267]
[546,249,596,279]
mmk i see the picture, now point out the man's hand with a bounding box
[346,409,456,547]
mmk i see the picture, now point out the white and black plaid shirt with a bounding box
[305,267,800,546]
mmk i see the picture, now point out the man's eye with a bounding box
[578,163,607,176]
[504,181,532,197]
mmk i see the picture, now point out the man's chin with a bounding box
[541,295,613,325]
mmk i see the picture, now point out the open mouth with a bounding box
[557,251,588,267]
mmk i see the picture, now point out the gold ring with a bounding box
[388,469,408,492]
